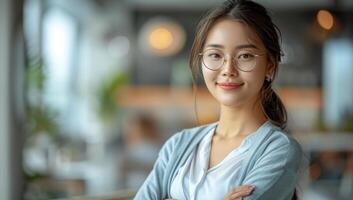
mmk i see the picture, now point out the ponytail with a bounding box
[261,79,287,129]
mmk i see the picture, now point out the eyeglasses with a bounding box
[199,49,265,72]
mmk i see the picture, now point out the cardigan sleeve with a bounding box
[133,132,181,200]
[242,135,304,200]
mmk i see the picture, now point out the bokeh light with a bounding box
[317,10,334,30]
[149,27,173,50]
[139,17,186,57]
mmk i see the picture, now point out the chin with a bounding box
[217,97,245,107]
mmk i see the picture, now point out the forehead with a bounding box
[204,18,264,50]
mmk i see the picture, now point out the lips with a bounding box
[217,82,244,90]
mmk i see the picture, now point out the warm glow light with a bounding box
[139,18,186,56]
[317,10,334,30]
[149,27,173,50]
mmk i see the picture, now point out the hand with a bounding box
[223,185,255,200]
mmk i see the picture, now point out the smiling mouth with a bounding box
[217,82,244,90]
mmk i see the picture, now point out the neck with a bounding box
[216,100,267,139]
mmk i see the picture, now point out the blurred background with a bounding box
[1,0,353,199]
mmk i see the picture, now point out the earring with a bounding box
[266,75,272,82]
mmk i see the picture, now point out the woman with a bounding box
[134,0,305,199]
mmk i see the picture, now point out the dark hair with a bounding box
[189,0,287,129]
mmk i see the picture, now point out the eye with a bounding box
[205,51,223,60]
[208,53,222,60]
[238,53,255,61]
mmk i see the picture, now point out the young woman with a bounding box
[134,0,306,199]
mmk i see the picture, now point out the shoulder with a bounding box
[259,124,304,169]
[271,129,302,155]
[268,128,301,151]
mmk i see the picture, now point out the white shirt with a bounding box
[170,123,267,200]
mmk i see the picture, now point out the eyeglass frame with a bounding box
[198,49,267,72]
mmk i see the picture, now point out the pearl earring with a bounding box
[266,75,272,82]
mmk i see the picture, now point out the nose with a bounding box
[221,57,239,77]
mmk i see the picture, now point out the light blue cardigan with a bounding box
[134,121,305,200]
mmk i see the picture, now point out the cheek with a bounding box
[244,71,266,91]
[202,67,216,86]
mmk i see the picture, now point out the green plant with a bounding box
[25,57,59,138]
[97,71,129,122]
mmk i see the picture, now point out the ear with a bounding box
[266,59,276,77]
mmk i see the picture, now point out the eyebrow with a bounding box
[205,44,258,50]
